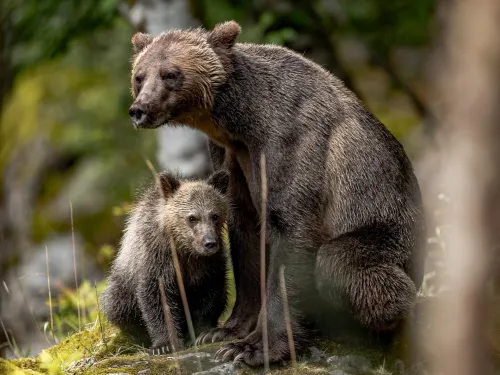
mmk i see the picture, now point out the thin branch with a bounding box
[70,201,81,330]
[279,265,296,367]
[260,152,270,373]
[94,281,107,349]
[167,237,202,372]
[159,277,181,352]
[0,318,18,358]
[11,274,48,346]
[45,246,55,343]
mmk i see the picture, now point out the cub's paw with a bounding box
[196,327,248,346]
[214,333,290,367]
[147,345,171,356]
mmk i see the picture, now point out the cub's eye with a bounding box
[212,214,219,222]
[135,75,143,84]
[188,215,197,223]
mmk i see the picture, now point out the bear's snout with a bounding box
[129,104,148,128]
[203,238,217,252]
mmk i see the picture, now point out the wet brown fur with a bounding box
[126,21,425,366]
[100,170,230,351]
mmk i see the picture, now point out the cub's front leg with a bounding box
[137,274,183,354]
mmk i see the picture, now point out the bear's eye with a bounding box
[188,215,197,223]
[135,75,143,84]
[162,72,178,81]
[212,214,219,222]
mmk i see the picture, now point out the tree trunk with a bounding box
[425,0,500,374]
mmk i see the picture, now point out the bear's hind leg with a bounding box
[315,233,417,334]
[101,277,150,346]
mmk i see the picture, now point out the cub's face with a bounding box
[128,21,241,129]
[159,170,230,257]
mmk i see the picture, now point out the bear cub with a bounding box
[100,169,230,353]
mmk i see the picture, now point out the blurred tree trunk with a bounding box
[0,3,14,357]
[123,0,212,179]
[425,0,500,374]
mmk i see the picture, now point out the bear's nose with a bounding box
[203,239,217,251]
[129,104,147,127]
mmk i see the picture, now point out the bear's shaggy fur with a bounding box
[100,170,230,352]
[127,21,425,366]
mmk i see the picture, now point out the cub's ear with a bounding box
[207,21,241,50]
[207,170,229,195]
[132,32,153,54]
[157,172,181,199]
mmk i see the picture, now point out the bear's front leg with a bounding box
[137,275,183,354]
[197,161,261,345]
[214,238,317,366]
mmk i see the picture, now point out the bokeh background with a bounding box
[1,0,436,359]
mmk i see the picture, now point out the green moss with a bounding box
[270,363,330,374]
[0,322,139,375]
[1,316,415,375]
[9,357,44,374]
[88,355,179,375]
[1,358,38,375]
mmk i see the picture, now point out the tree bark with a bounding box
[425,0,500,374]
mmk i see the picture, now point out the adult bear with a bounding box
[127,21,424,366]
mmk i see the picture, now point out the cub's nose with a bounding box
[129,104,147,127]
[203,239,217,252]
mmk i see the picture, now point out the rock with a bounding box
[306,346,327,363]
[327,354,372,373]
[66,357,96,372]
[157,127,212,179]
[163,351,220,374]
[106,373,131,375]
[192,362,238,375]
[137,370,151,375]
[133,361,150,366]
[391,359,406,374]
[166,352,211,360]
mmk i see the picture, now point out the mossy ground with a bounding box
[0,319,410,375]
[1,280,425,375]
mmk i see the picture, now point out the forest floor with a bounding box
[0,316,422,375]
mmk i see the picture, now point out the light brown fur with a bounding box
[100,170,231,351]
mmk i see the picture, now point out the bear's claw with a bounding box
[147,345,170,356]
[196,327,245,346]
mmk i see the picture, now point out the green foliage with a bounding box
[4,0,119,75]
[51,279,108,337]
[338,0,434,51]
[1,17,157,265]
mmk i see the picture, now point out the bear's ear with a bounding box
[157,172,181,199]
[207,21,241,50]
[132,32,153,54]
[207,170,229,195]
